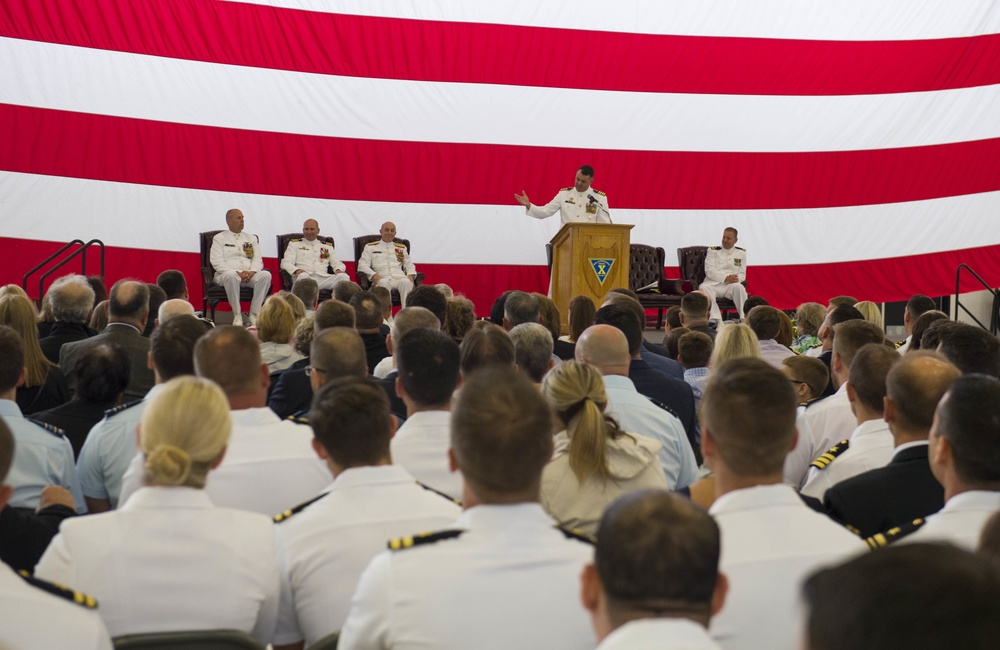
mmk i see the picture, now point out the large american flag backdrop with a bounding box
[3,0,1000,313]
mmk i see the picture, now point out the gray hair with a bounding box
[509,322,554,383]
[48,275,95,324]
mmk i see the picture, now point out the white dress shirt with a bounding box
[525,187,611,224]
[273,465,461,646]
[903,490,1000,550]
[389,410,461,500]
[785,384,855,488]
[338,502,596,650]
[35,487,280,642]
[800,419,893,500]
[598,618,722,650]
[708,484,864,650]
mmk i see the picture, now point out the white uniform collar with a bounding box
[0,399,23,418]
[849,418,890,441]
[709,484,801,515]
[455,502,554,530]
[941,490,1000,513]
[331,465,415,492]
[120,486,216,511]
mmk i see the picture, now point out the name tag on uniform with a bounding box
[224,244,236,247]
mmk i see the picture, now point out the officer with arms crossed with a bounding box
[515,165,611,224]
[210,208,272,327]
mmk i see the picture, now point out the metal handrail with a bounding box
[22,239,105,301]
[954,263,1000,334]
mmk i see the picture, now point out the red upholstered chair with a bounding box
[629,244,685,329]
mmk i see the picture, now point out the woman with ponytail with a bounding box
[35,376,280,641]
[540,361,667,535]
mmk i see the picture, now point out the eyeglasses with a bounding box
[305,366,327,377]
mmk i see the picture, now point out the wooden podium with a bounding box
[549,223,633,334]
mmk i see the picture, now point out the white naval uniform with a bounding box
[784,384,854,489]
[280,237,349,290]
[210,229,272,318]
[708,484,864,650]
[700,246,748,321]
[76,384,166,509]
[35,487,280,642]
[338,503,596,650]
[357,239,417,306]
[389,410,461,501]
[902,490,1000,550]
[598,619,722,650]
[273,465,461,647]
[0,399,85,513]
[116,407,331,517]
[0,562,113,650]
[525,187,611,224]
[800,419,893,501]
[602,375,699,490]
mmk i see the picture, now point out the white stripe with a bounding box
[3,172,998,266]
[233,0,1000,40]
[3,39,1000,155]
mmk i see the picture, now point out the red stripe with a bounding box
[2,0,1000,96]
[3,104,1000,210]
[5,237,1000,313]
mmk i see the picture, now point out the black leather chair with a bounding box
[199,230,274,322]
[629,244,684,329]
[113,629,265,649]
[677,246,748,320]
[352,235,425,306]
[276,232,338,303]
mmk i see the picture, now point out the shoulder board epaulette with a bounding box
[290,238,303,242]
[104,399,144,417]
[286,410,310,425]
[273,493,325,523]
[645,397,678,419]
[810,440,850,470]
[365,240,381,246]
[845,524,862,537]
[417,481,462,506]
[735,246,746,251]
[895,339,907,349]
[709,246,722,250]
[593,189,606,196]
[388,529,463,551]
[864,518,926,550]
[557,525,596,545]
[18,571,98,609]
[560,187,573,192]
[26,419,65,438]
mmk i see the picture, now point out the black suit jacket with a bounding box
[629,359,699,454]
[552,338,576,361]
[823,444,944,538]
[688,323,717,342]
[376,370,408,422]
[60,323,154,401]
[268,359,312,420]
[0,504,77,574]
[39,322,96,364]
[360,332,390,375]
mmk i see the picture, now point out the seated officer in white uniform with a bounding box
[515,164,611,224]
[272,377,460,649]
[581,490,727,650]
[281,219,350,291]
[700,228,748,322]
[0,326,84,513]
[36,377,280,642]
[210,208,272,327]
[702,358,863,650]
[0,419,113,649]
[357,222,417,306]
[339,367,597,650]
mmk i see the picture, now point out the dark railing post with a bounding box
[954,263,1000,335]
[22,239,105,302]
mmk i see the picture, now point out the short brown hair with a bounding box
[832,320,886,370]
[459,324,514,375]
[314,299,355,331]
[848,344,900,414]
[746,305,783,341]
[310,327,367,383]
[451,366,553,500]
[701,358,797,475]
[782,355,829,400]
[194,326,261,396]
[310,377,391,467]
[678,331,713,369]
[886,352,959,432]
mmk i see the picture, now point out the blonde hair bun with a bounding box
[145,444,193,485]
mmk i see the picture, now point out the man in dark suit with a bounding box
[594,302,699,455]
[59,280,154,401]
[823,352,959,537]
[350,291,390,374]
[38,275,96,364]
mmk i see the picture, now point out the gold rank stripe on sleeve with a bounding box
[864,518,926,550]
[18,571,98,609]
[273,493,325,523]
[593,189,606,196]
[895,339,907,348]
[387,529,463,551]
[810,440,850,470]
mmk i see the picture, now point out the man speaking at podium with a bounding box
[515,165,611,224]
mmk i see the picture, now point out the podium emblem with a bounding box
[589,258,615,285]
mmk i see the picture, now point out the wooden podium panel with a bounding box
[549,223,633,334]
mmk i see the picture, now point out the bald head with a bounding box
[225,208,245,233]
[575,324,631,376]
[302,218,319,241]
[108,280,150,327]
[887,352,960,438]
[379,221,397,242]
[158,299,196,325]
[194,326,262,398]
